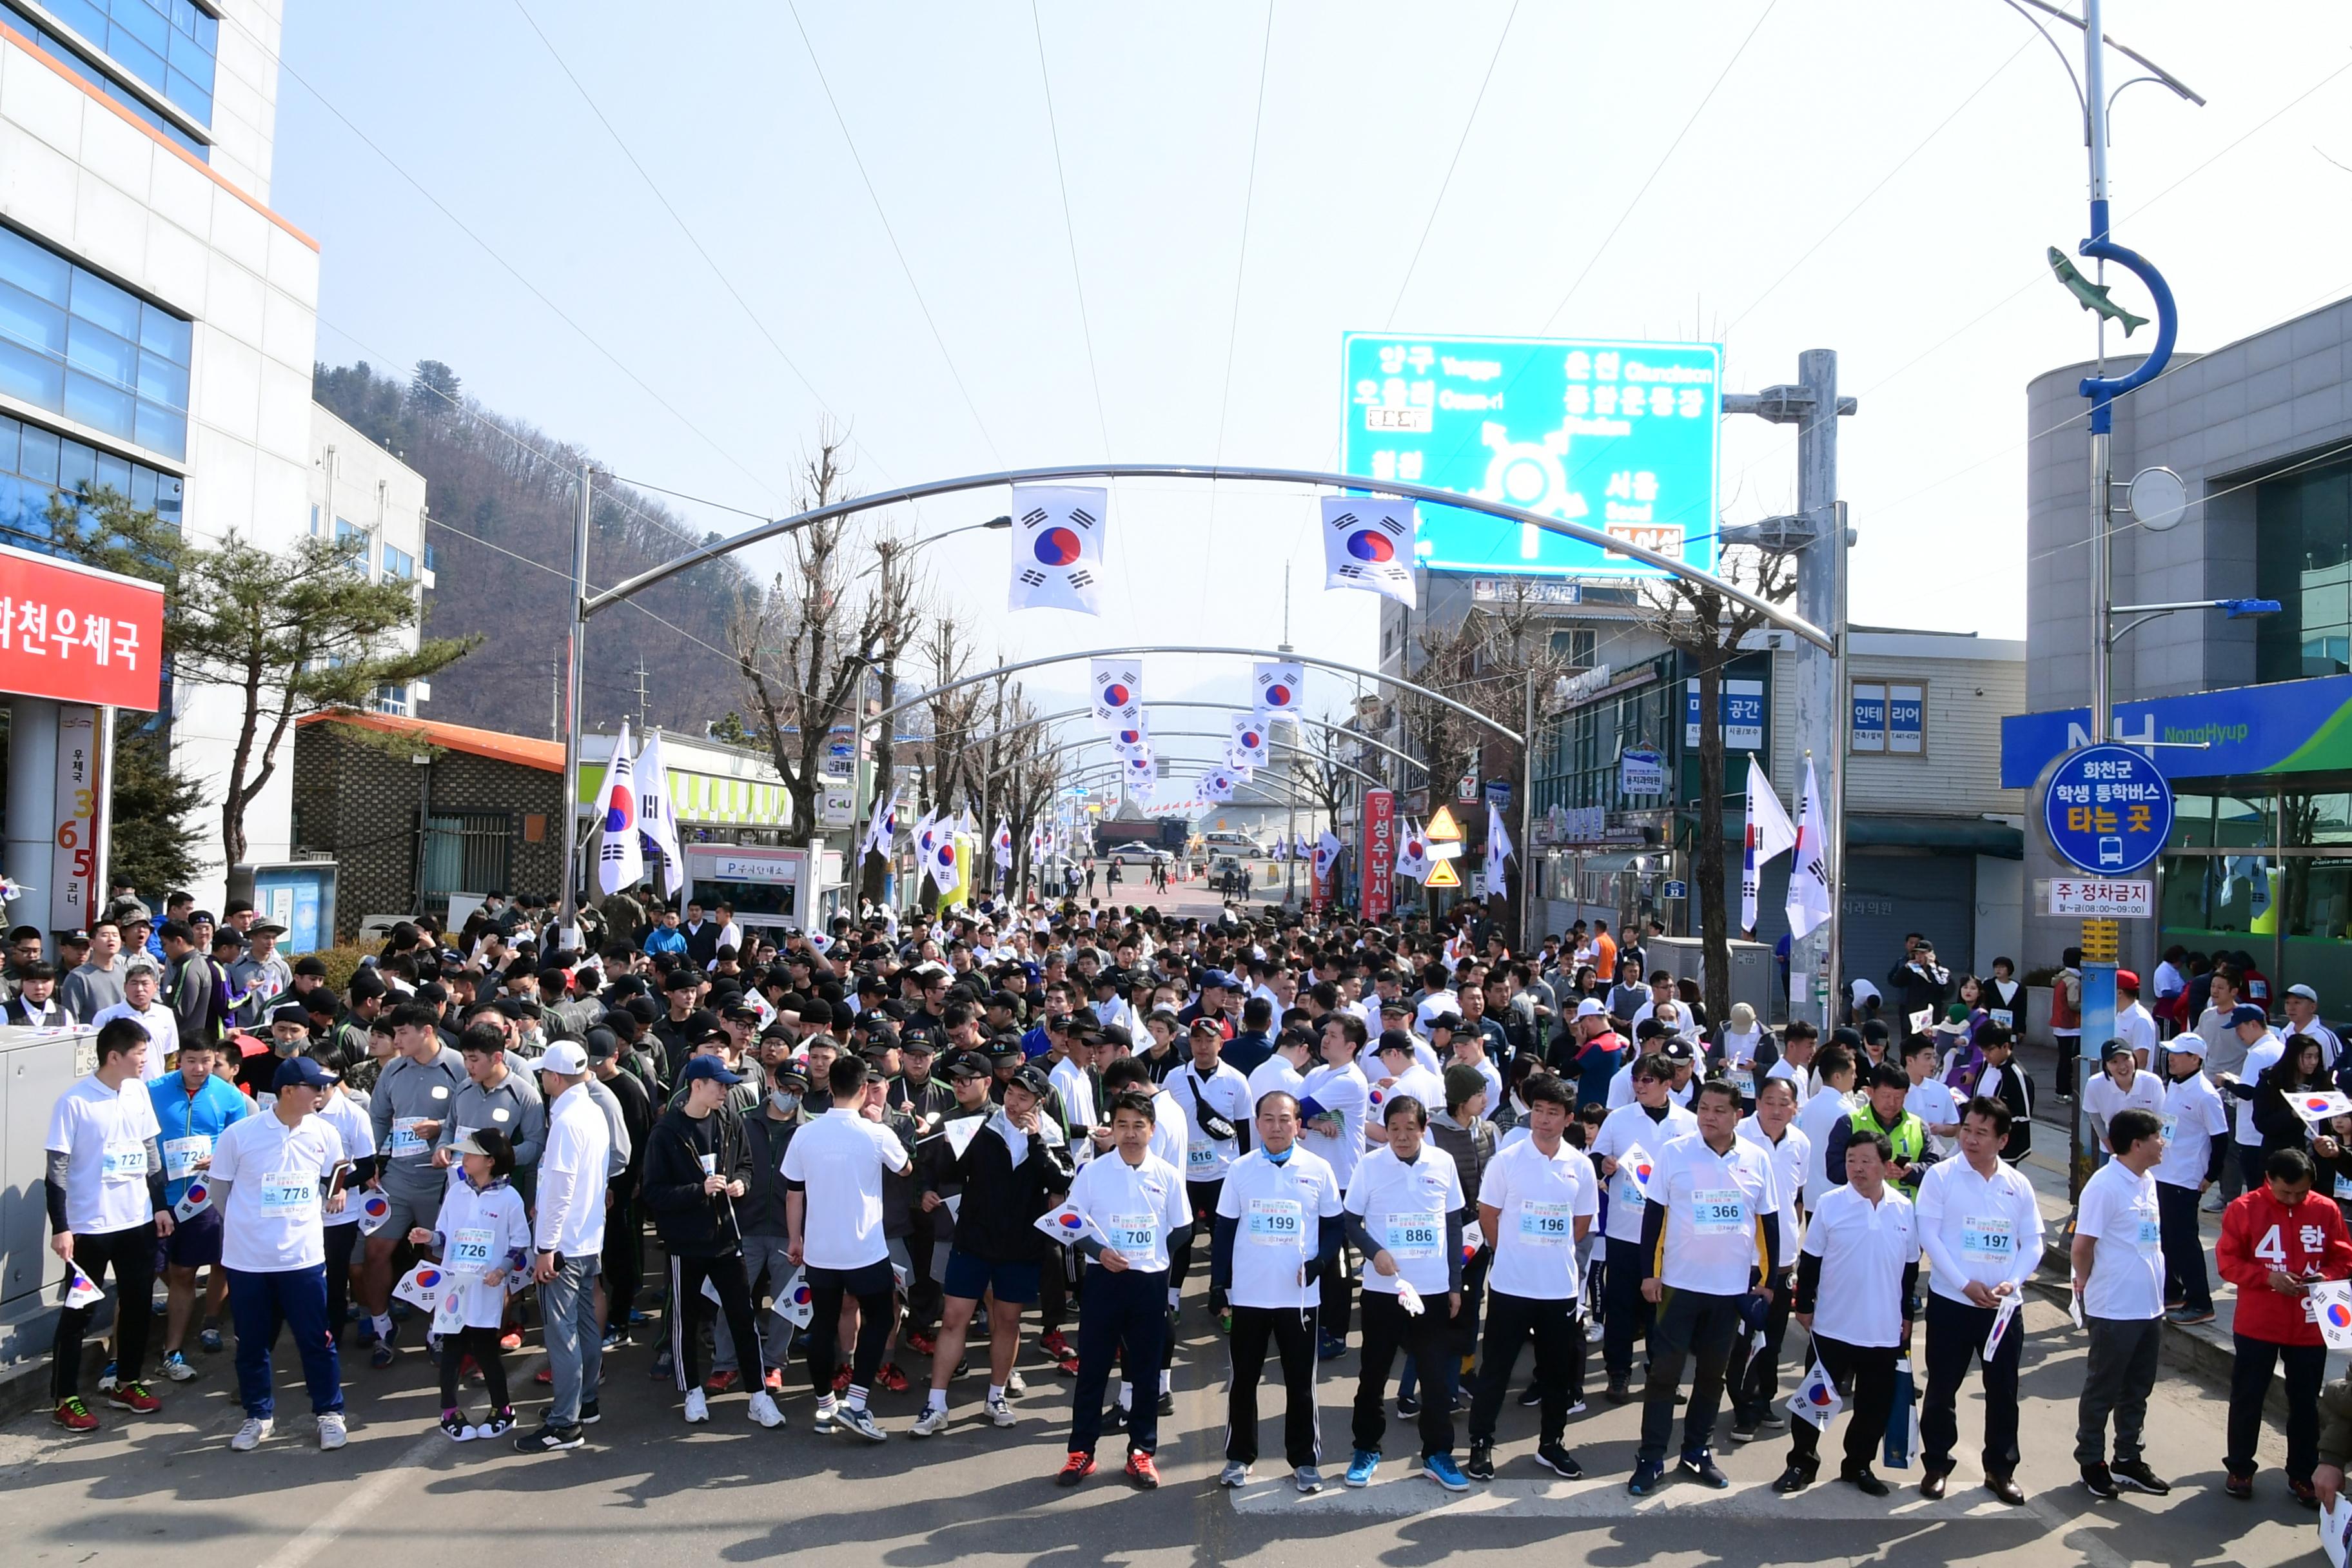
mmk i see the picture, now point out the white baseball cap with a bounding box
[1574,997,1609,1020]
[538,1039,590,1075]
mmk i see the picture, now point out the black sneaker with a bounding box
[1534,1442,1583,1480]
[2081,1462,2121,1500]
[1518,1383,1542,1408]
[1465,1440,1496,1482]
[1604,1376,1632,1404]
[579,1399,602,1425]
[1759,1407,1787,1429]
[2111,1460,2171,1495]
[1772,1462,1816,1494]
[1159,1389,1174,1417]
[1840,1464,1889,1497]
[1397,1391,1422,1417]
[514,1422,583,1453]
[1627,1458,1665,1496]
[1680,1451,1730,1489]
[1729,1416,1758,1444]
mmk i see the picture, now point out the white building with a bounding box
[310,402,432,716]
[0,1,322,908]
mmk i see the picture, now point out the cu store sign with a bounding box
[0,544,164,710]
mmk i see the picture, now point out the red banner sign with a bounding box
[1362,789,1396,922]
[0,544,164,711]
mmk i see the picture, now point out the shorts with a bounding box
[157,1204,223,1269]
[942,1249,1041,1306]
[377,1184,444,1240]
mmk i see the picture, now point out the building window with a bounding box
[422,541,437,573]
[380,543,413,580]
[373,683,409,716]
[0,410,181,555]
[0,1,210,157]
[309,502,320,536]
[0,224,191,460]
[418,812,511,906]
[27,0,214,123]
[2257,456,2352,682]
[1549,628,1596,667]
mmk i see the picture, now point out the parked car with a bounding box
[1106,843,1171,866]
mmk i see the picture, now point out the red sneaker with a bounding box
[1125,1452,1161,1489]
[1055,1451,1096,1487]
[876,1362,910,1393]
[53,1396,98,1432]
[705,1368,739,1395]
[762,1368,785,1394]
[832,1367,853,1395]
[106,1381,161,1414]
[535,1366,553,1386]
[1039,1331,1072,1359]
[1054,1352,1081,1378]
[906,1329,937,1357]
[498,1331,523,1353]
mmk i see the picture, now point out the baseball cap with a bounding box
[583,1026,620,1062]
[2115,970,2140,991]
[681,1055,744,1086]
[2099,1037,2136,1062]
[1200,968,1237,990]
[2167,1035,2208,1059]
[1426,1010,1464,1033]
[1661,1039,1697,1063]
[538,1040,591,1075]
[272,1055,338,1092]
[1574,997,1609,1019]
[943,1052,990,1081]
[1010,1063,1054,1099]
[983,1034,1023,1060]
[2231,1003,2269,1027]
[1376,1028,1416,1058]
[899,1029,938,1055]
[770,1059,812,1090]
[2290,983,2321,1003]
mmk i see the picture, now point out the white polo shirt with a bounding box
[2082,1068,2168,1153]
[209,1107,346,1272]
[1591,1101,1696,1243]
[1914,1153,2042,1304]
[2075,1158,2165,1321]
[2152,1070,2231,1190]
[2235,1032,2285,1146]
[1247,1055,1306,1113]
[1067,1148,1188,1274]
[1168,1059,1253,1182]
[1798,1086,1859,1205]
[535,1082,612,1258]
[1651,1130,1780,1296]
[315,1090,377,1228]
[1217,1145,1343,1309]
[781,1106,912,1269]
[1346,1142,1464,1297]
[1801,1182,1919,1348]
[1480,1134,1599,1300]
[46,1073,162,1235]
[1736,1114,1810,1262]
[1300,1059,1369,1188]
[1369,1063,1446,1128]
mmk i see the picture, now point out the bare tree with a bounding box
[1640,545,1798,1026]
[859,536,926,905]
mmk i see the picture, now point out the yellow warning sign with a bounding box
[1424,859,1462,888]
[1426,804,1463,841]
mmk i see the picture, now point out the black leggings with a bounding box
[324,1220,360,1340]
[671,1252,761,1393]
[54,1224,153,1400]
[438,1324,510,1411]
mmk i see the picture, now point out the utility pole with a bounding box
[631,660,650,732]
[555,465,593,937]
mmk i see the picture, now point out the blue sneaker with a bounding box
[369,1324,397,1369]
[1627,1458,1665,1496]
[1345,1449,1380,1487]
[1317,1335,1349,1362]
[197,1327,224,1354]
[1422,1453,1471,1493]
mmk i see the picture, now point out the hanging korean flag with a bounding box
[1321,495,1416,606]
[927,832,963,897]
[860,790,901,860]
[1010,485,1107,614]
[1294,831,1312,861]
[1224,748,1257,780]
[1788,1357,1844,1428]
[1199,769,1237,804]
[634,729,685,896]
[774,1266,817,1329]
[64,1264,106,1309]
[596,718,643,895]
[1785,756,1833,941]
[1111,710,1152,760]
[1484,801,1514,898]
[992,818,1014,871]
[1395,818,1432,881]
[1253,661,1304,720]
[1314,830,1344,882]
[1092,658,1143,732]
[1230,715,1270,769]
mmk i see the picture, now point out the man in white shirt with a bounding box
[1798,1043,1863,1208]
[2113,971,2160,1068]
[1728,1075,1810,1442]
[88,958,176,1070]
[787,1054,916,1442]
[1770,1131,1917,1497]
[1591,1055,1697,1402]
[1466,1073,1597,1484]
[1212,1089,1345,1493]
[1246,1026,1310,1112]
[1629,1079,1781,1495]
[2071,1107,2173,1499]
[2226,1004,2284,1195]
[2082,1040,2168,1157]
[2152,1037,2230,1324]
[1300,1013,1371,1357]
[516,1041,611,1455]
[1363,1030,1444,1148]
[209,1054,351,1453]
[1166,1019,1252,1314]
[1901,1035,1964,1159]
[1915,1095,2043,1505]
[2284,983,2342,1068]
[43,1016,170,1432]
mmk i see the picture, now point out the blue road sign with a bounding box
[2043,743,2173,876]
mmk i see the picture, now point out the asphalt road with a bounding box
[0,1288,2329,1568]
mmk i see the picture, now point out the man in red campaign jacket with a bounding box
[2216,1146,2352,1504]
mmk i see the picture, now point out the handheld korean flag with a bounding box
[1788,1357,1844,1428]
[1741,758,1798,936]
[1322,496,1416,606]
[1618,1144,1657,1199]
[911,810,939,869]
[393,1261,451,1311]
[775,1266,816,1329]
[1253,661,1304,720]
[2313,1279,2352,1351]
[634,729,686,896]
[1907,1008,1936,1037]
[1314,831,1344,882]
[1091,658,1142,731]
[1035,1201,1102,1248]
[356,1190,393,1235]
[173,1178,212,1222]
[432,1279,466,1335]
[928,834,963,898]
[1484,801,1514,897]
[1230,715,1270,769]
[597,718,643,895]
[2295,1090,2352,1125]
[1009,485,1107,614]
[941,1115,986,1161]
[1785,756,1833,940]
[64,1264,106,1309]
[1982,1295,2021,1362]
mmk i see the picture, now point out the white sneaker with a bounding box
[745,1391,783,1429]
[231,1416,273,1451]
[985,1396,1016,1428]
[910,1405,951,1438]
[317,1412,347,1451]
[683,1389,709,1424]
[1006,1371,1028,1396]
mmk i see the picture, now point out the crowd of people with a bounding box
[30,885,2352,1512]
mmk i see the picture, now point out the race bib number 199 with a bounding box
[1246,1197,1302,1245]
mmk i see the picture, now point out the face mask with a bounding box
[769,1091,802,1115]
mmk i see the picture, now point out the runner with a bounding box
[515,1039,611,1454]
[1589,1054,1696,1402]
[44,1016,170,1431]
[645,1055,779,1429]
[411,1128,531,1441]
[2072,1107,2173,1499]
[146,1036,249,1380]
[361,1002,468,1367]
[1300,1012,1370,1358]
[1727,1073,1808,1442]
[1167,1017,1251,1317]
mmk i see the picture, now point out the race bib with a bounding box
[1961,1215,2015,1260]
[389,1117,428,1157]
[2337,1173,2352,1202]
[1246,1196,1303,1246]
[1384,1210,1441,1260]
[2158,1114,2179,1144]
[1727,1066,1756,1099]
[101,1141,148,1181]
[260,1175,316,1215]
[1108,1213,1159,1253]
[163,1135,211,1180]
[2134,1215,2161,1251]
[1517,1199,1573,1245]
[451,1226,495,1269]
[1690,1188,1746,1236]
[1188,1139,1219,1171]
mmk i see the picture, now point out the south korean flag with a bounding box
[1110,710,1152,761]
[1010,485,1108,614]
[1199,769,1238,803]
[1322,495,1416,606]
[1253,661,1304,720]
[1092,658,1142,732]
[1230,714,1270,769]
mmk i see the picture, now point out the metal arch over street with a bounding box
[864,644,1519,745]
[1032,729,1386,789]
[582,462,1830,651]
[943,701,1431,778]
[1057,760,1324,810]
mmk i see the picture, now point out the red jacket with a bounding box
[2217,1186,2352,1345]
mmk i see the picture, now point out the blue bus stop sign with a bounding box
[2043,743,2173,876]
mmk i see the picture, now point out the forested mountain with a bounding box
[313,360,754,740]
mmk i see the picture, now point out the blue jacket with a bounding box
[146,1069,252,1206]
[643,926,687,957]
